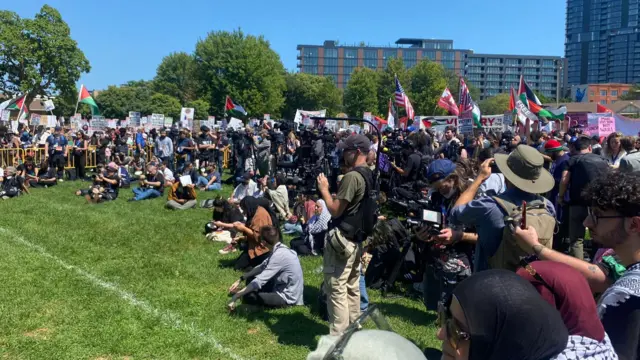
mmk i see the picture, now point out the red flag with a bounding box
[509,88,516,112]
[437,88,459,115]
[596,103,612,113]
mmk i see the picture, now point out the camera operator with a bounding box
[316,134,374,336]
[390,137,423,199]
[254,130,271,177]
[44,126,68,181]
[414,159,477,310]
[435,126,467,162]
[81,163,120,204]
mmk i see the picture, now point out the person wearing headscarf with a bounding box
[307,330,427,360]
[221,196,278,270]
[307,199,331,254]
[439,269,568,360]
[517,261,618,359]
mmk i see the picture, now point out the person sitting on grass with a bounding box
[196,163,222,191]
[82,163,120,204]
[229,172,258,203]
[166,177,197,210]
[17,156,37,188]
[227,226,304,310]
[129,164,165,202]
[130,153,146,179]
[158,160,175,187]
[0,166,28,199]
[27,161,57,188]
[265,174,291,221]
[180,161,200,186]
[218,196,278,271]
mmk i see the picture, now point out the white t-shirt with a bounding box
[0,167,4,178]
[163,168,175,182]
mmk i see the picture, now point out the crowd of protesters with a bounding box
[2,119,640,360]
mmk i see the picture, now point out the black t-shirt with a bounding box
[567,153,610,205]
[404,152,422,181]
[196,134,215,157]
[103,174,120,196]
[147,172,165,192]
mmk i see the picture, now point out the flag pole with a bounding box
[74,85,82,117]
[17,92,28,122]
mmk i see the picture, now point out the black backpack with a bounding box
[1,177,22,198]
[333,167,378,243]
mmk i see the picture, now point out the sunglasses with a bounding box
[437,294,470,350]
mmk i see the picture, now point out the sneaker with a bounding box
[58,179,64,183]
[311,250,318,256]
[219,244,237,255]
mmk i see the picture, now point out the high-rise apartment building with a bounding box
[565,0,640,85]
[297,39,565,100]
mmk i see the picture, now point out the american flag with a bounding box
[394,76,415,123]
[459,78,474,114]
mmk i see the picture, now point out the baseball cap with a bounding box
[54,126,62,131]
[426,159,456,183]
[200,125,210,132]
[337,134,371,153]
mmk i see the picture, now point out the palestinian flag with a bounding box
[2,94,29,119]
[78,85,101,116]
[225,96,247,117]
[518,75,541,106]
[526,98,566,120]
[509,88,516,112]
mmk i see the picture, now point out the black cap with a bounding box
[54,126,62,131]
[337,134,371,153]
[200,125,210,132]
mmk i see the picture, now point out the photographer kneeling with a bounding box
[390,138,423,200]
[227,226,304,310]
[76,163,121,204]
[414,159,477,310]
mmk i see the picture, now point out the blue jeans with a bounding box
[206,183,222,191]
[196,176,222,191]
[283,223,303,234]
[132,188,161,201]
[360,274,369,312]
[196,176,209,187]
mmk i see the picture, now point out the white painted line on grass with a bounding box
[0,228,247,360]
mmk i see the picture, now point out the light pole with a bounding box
[556,59,563,107]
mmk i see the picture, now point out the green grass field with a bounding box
[0,179,438,360]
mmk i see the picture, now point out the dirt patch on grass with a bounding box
[23,328,49,340]
[247,328,259,334]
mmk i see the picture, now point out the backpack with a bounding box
[1,177,22,198]
[488,196,556,272]
[333,167,378,243]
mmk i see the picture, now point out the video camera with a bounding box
[388,198,444,237]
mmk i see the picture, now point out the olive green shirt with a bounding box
[336,166,366,217]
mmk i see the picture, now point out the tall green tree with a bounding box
[409,60,447,116]
[153,52,199,104]
[186,99,211,120]
[95,83,154,119]
[0,5,90,106]
[343,68,379,118]
[282,73,342,119]
[376,58,410,115]
[478,93,511,115]
[194,30,286,118]
[147,93,181,119]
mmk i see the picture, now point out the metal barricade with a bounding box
[222,146,231,169]
[0,148,24,168]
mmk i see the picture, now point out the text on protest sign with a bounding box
[598,117,616,137]
[458,118,474,136]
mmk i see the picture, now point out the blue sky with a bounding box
[9,0,566,90]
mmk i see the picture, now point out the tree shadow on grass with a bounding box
[374,302,437,328]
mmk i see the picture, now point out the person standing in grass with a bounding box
[227,226,303,310]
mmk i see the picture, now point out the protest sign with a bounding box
[480,115,504,131]
[120,119,130,128]
[349,124,362,134]
[458,118,474,136]
[180,108,195,129]
[227,117,243,130]
[43,100,55,111]
[598,116,616,137]
[150,113,165,129]
[30,114,41,126]
[44,115,57,127]
[325,120,338,131]
[90,116,107,132]
[503,112,514,126]
[264,114,270,122]
[107,119,117,129]
[584,124,599,136]
[567,112,588,127]
[294,109,326,124]
[129,112,141,127]
[416,116,457,132]
[164,117,173,127]
[0,110,10,122]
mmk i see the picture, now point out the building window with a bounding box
[523,59,538,67]
[364,49,377,69]
[325,48,338,58]
[600,100,607,105]
[442,61,455,69]
[344,49,357,59]
[487,58,501,65]
[590,91,595,96]
[611,90,618,96]
[383,49,397,67]
[523,68,538,75]
[422,51,436,60]
[505,58,519,67]
[304,65,318,75]
[486,74,501,81]
[505,67,519,74]
[343,74,351,85]
[611,100,617,104]
[323,66,338,75]
[542,59,555,67]
[600,90,607,96]
[622,90,629,95]
[486,67,500,74]
[403,50,417,60]
[469,57,483,65]
[441,51,455,61]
